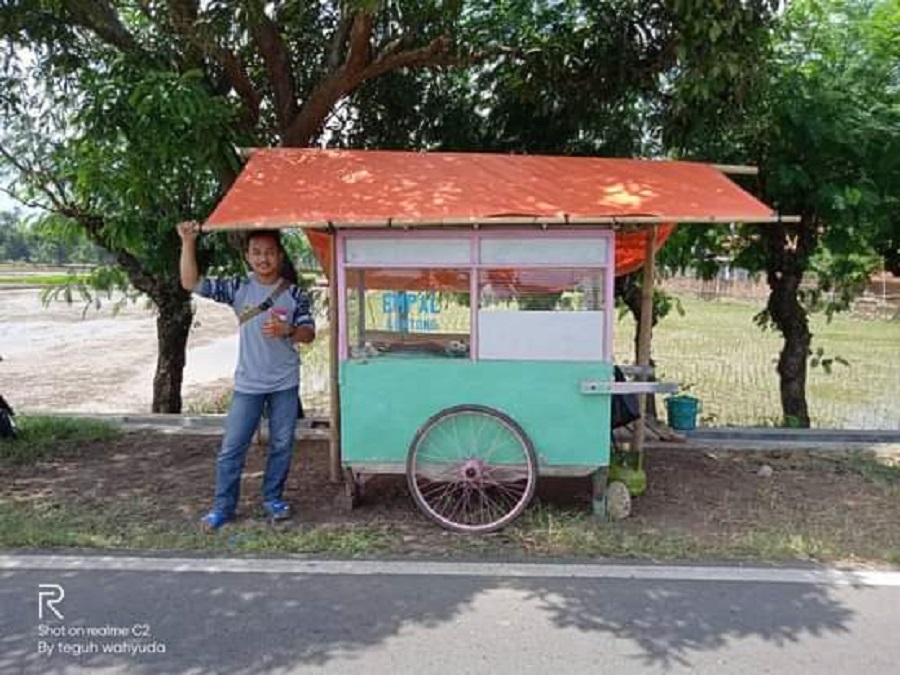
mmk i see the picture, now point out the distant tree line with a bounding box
[0,210,109,265]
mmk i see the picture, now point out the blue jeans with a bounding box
[214,386,299,517]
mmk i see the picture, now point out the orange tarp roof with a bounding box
[207,149,776,228]
[203,148,778,276]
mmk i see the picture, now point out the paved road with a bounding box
[1,555,899,674]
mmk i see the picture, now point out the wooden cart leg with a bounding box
[591,467,609,521]
[334,467,361,512]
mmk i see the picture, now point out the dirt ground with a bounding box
[0,288,239,413]
[4,430,898,563]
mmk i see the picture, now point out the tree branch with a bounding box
[166,0,200,57]
[0,144,70,214]
[344,12,374,75]
[164,0,261,129]
[60,207,159,295]
[0,144,158,294]
[215,49,262,127]
[283,33,460,146]
[328,14,354,71]
[0,186,50,214]
[61,0,146,56]
[355,34,457,84]
[246,0,299,134]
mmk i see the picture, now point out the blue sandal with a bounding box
[199,510,232,531]
[263,500,291,522]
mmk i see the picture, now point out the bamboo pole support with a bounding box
[203,213,800,232]
[711,164,759,176]
[357,270,366,347]
[632,225,657,453]
[328,233,342,484]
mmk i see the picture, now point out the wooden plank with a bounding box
[712,164,759,176]
[604,382,678,395]
[203,214,802,232]
[343,462,599,477]
[362,330,469,344]
[618,364,655,378]
[297,428,331,441]
[328,233,342,483]
[632,226,657,452]
[356,269,366,350]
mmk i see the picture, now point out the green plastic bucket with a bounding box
[666,395,700,431]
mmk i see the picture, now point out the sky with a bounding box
[0,191,16,212]
[0,190,36,217]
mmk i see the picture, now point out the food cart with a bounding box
[205,149,790,532]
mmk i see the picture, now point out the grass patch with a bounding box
[461,504,900,565]
[220,523,394,556]
[834,454,900,489]
[499,507,705,560]
[0,416,119,465]
[615,296,900,429]
[1,496,896,564]
[0,498,393,556]
[0,274,87,285]
[185,387,233,414]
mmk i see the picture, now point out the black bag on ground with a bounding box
[0,395,17,439]
[610,366,641,429]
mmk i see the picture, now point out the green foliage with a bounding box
[841,454,900,487]
[0,416,119,466]
[346,1,780,156]
[806,248,883,319]
[282,230,321,273]
[808,346,850,375]
[616,285,684,326]
[0,1,477,410]
[64,63,236,277]
[1,55,241,286]
[761,0,899,223]
[665,0,899,315]
[40,264,141,317]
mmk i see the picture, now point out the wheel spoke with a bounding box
[483,476,527,503]
[475,487,507,524]
[419,478,458,507]
[479,422,511,464]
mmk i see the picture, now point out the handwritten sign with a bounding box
[382,291,440,331]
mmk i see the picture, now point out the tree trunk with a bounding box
[614,273,641,360]
[615,271,658,418]
[764,222,815,427]
[152,288,195,413]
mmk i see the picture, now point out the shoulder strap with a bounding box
[238,279,291,325]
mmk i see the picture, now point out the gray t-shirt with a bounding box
[195,275,315,394]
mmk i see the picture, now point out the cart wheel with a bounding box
[406,404,538,533]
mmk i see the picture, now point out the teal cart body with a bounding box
[336,228,618,532]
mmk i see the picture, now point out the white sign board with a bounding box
[477,311,605,361]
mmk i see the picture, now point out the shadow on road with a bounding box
[518,576,853,669]
[0,565,859,673]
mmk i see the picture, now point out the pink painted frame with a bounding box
[335,229,615,362]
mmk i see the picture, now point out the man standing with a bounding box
[177,221,315,530]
